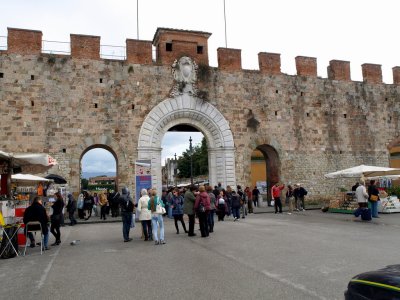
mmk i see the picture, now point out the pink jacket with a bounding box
[194,191,211,211]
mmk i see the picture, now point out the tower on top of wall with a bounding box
[153,28,211,66]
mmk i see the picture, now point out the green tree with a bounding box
[177,137,208,178]
[81,178,88,190]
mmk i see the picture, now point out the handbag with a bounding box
[370,194,379,201]
[51,214,61,222]
[197,202,205,213]
[156,204,166,214]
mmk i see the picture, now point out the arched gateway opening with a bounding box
[80,145,118,192]
[138,94,236,193]
[250,144,280,202]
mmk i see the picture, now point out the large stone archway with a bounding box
[138,94,236,193]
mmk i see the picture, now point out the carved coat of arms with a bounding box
[170,56,198,97]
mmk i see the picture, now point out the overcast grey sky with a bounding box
[3,0,399,171]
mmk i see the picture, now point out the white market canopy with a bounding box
[324,164,400,179]
[11,174,51,182]
[1,152,57,174]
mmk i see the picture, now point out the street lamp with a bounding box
[174,153,177,187]
[189,136,193,186]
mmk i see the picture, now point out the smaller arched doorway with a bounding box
[80,145,118,193]
[250,144,280,202]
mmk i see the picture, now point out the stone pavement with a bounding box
[1,210,400,300]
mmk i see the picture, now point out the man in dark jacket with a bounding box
[293,184,308,211]
[23,196,50,250]
[66,193,77,226]
[119,187,134,242]
[183,186,197,237]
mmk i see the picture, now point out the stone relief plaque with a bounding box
[170,56,198,97]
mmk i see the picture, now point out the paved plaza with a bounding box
[1,210,399,300]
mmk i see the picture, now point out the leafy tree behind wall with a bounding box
[177,137,208,178]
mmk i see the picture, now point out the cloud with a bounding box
[81,148,116,172]
[161,132,204,164]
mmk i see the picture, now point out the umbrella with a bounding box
[45,174,67,184]
[12,174,51,182]
[324,164,400,179]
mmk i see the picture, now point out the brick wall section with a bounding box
[393,67,400,85]
[70,34,100,60]
[217,48,242,71]
[153,29,210,66]
[7,28,42,55]
[362,63,382,84]
[295,56,317,77]
[327,60,351,81]
[258,52,281,75]
[126,39,152,64]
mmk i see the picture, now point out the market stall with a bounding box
[324,165,400,213]
[0,151,57,257]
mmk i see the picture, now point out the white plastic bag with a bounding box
[270,200,275,206]
[130,213,136,228]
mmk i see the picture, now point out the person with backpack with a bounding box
[119,187,135,242]
[194,185,211,237]
[230,190,241,221]
[171,188,187,234]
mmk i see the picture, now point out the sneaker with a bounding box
[160,240,166,244]
[44,246,50,251]
[302,209,305,211]
[287,213,292,215]
[155,241,159,245]
[233,218,237,221]
[30,243,35,248]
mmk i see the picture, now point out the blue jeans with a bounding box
[121,212,132,241]
[207,210,215,232]
[168,206,173,219]
[27,231,49,248]
[151,214,165,242]
[232,207,240,219]
[369,201,378,217]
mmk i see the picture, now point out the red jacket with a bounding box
[271,185,285,198]
[194,191,211,211]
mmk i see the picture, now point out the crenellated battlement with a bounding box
[2,27,400,84]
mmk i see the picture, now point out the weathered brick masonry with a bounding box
[1,27,400,200]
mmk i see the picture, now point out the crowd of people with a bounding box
[22,182,309,250]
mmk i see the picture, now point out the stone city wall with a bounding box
[1,27,400,200]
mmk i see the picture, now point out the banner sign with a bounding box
[135,160,152,203]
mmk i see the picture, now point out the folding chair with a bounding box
[23,221,44,256]
[0,224,20,258]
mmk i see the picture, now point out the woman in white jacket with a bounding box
[137,189,152,241]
